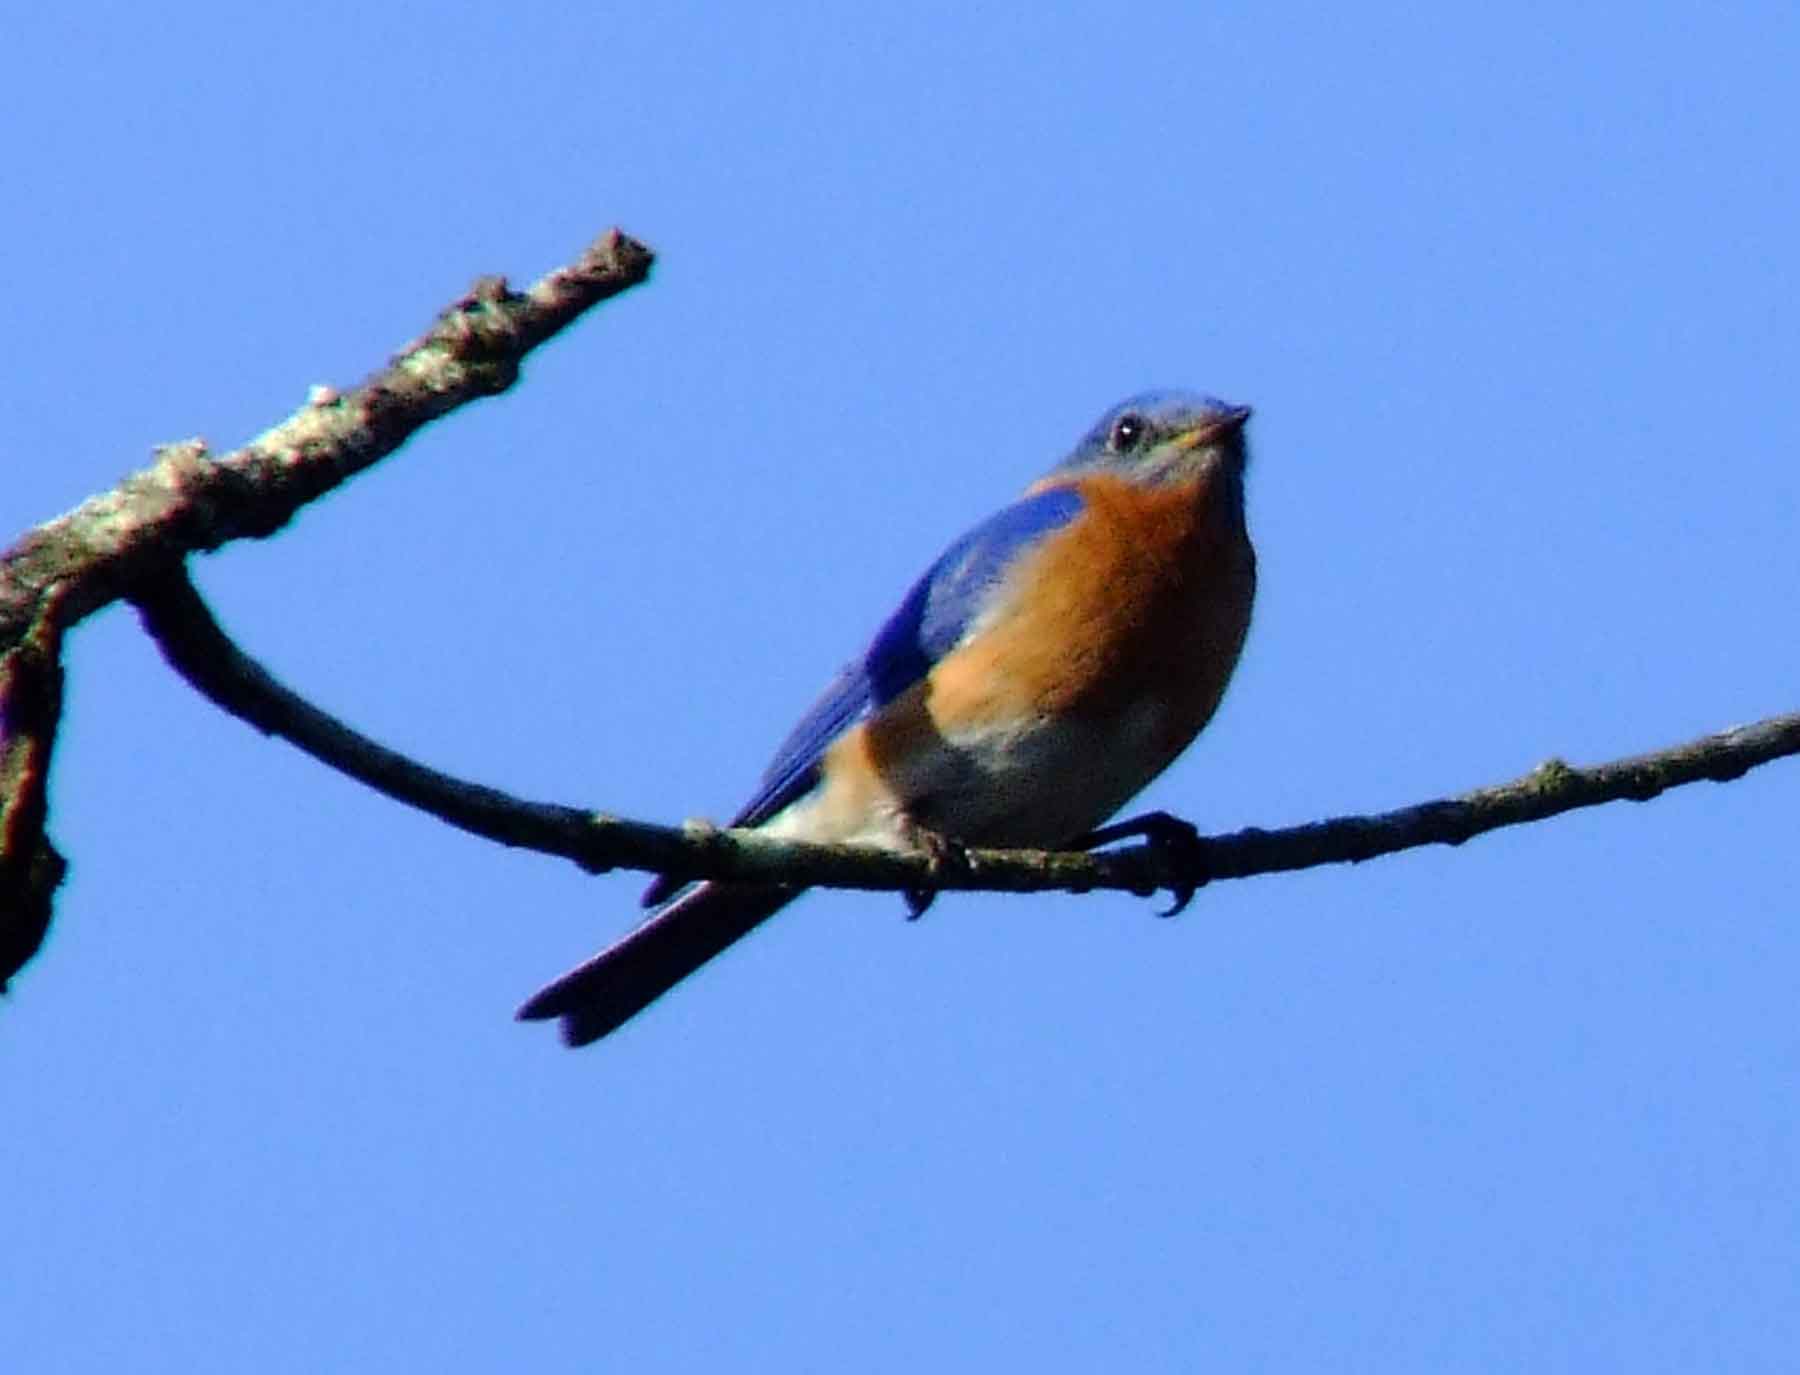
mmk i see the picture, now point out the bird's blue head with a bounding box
[1048,389,1252,489]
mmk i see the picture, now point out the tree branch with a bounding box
[6,221,1797,1006]
[0,229,654,987]
[133,564,1800,908]
[0,229,653,644]
[0,595,68,989]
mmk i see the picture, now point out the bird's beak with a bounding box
[1176,403,1252,449]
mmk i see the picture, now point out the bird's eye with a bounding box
[1109,413,1146,452]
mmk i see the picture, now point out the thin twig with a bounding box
[134,566,1800,903]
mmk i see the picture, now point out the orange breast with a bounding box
[932,470,1256,765]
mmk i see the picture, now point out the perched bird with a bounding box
[518,390,1257,1045]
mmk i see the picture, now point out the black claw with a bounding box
[902,888,938,921]
[1158,884,1197,919]
[1074,809,1193,850]
[1074,810,1211,916]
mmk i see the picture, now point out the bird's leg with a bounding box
[1070,810,1212,916]
[898,814,967,921]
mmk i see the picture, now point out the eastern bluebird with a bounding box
[519,390,1256,1045]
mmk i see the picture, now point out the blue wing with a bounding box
[731,484,1086,827]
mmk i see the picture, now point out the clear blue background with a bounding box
[5,3,1798,1370]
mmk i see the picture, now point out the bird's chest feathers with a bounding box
[939,474,1254,751]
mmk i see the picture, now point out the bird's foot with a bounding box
[900,822,967,921]
[1072,810,1211,917]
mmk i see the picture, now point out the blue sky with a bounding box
[6,3,1799,1370]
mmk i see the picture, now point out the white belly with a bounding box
[761,695,1176,851]
[918,698,1175,845]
